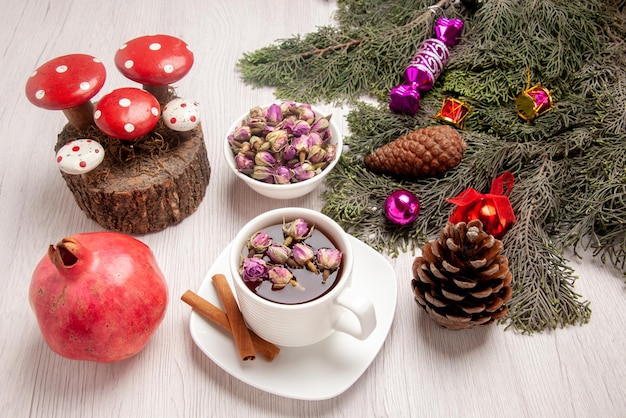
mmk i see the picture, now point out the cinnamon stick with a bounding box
[181,290,279,361]
[211,274,257,361]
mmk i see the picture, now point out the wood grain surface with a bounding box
[1,1,624,416]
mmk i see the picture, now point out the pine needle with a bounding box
[237,0,626,332]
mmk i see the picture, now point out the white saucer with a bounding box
[188,235,397,400]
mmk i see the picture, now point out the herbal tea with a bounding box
[239,218,343,305]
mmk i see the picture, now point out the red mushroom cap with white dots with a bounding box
[114,34,194,86]
[94,87,161,140]
[25,54,106,110]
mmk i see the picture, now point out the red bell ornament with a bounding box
[446,172,516,238]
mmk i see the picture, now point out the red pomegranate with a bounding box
[29,232,168,362]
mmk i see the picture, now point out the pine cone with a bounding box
[411,220,513,330]
[364,125,466,178]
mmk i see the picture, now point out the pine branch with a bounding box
[238,0,455,103]
[238,0,626,332]
[503,158,592,332]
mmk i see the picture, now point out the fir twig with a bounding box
[237,0,457,103]
[503,157,592,332]
[239,0,626,332]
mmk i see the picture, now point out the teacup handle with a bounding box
[333,287,377,340]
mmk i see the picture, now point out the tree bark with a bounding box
[56,124,211,234]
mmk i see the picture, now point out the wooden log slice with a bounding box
[55,123,211,234]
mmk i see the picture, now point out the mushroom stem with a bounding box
[143,84,170,105]
[62,102,95,130]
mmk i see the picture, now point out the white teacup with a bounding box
[230,207,377,347]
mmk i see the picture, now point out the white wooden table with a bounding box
[1,1,624,416]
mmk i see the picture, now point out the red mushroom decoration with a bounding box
[114,34,194,104]
[25,54,106,130]
[94,87,160,140]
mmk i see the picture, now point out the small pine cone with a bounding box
[411,220,513,330]
[364,125,466,178]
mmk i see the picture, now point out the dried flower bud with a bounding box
[241,257,269,282]
[292,242,314,264]
[317,248,342,283]
[292,134,312,164]
[252,165,274,183]
[255,150,277,167]
[239,142,255,157]
[249,135,265,151]
[249,106,263,118]
[324,144,337,163]
[247,232,272,254]
[268,266,293,289]
[266,244,291,264]
[293,162,318,181]
[266,129,289,152]
[233,125,251,142]
[247,118,266,136]
[235,153,254,174]
[299,107,315,124]
[307,144,327,164]
[280,100,297,115]
[293,120,312,137]
[273,165,292,184]
[311,117,330,134]
[283,217,313,246]
[292,135,311,152]
[282,144,297,162]
[293,243,319,273]
[316,248,342,270]
[279,116,296,135]
[265,103,283,126]
[308,132,323,146]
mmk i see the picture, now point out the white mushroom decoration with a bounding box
[162,98,200,133]
[114,34,194,104]
[93,87,161,140]
[55,139,105,174]
[25,54,106,130]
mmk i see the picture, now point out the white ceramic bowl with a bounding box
[224,104,343,200]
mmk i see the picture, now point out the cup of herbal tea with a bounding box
[229,207,377,347]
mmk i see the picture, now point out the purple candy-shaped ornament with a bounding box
[389,17,464,116]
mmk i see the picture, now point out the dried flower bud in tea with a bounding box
[266,244,291,264]
[282,217,313,246]
[268,267,294,289]
[293,243,319,273]
[316,248,343,284]
[241,257,269,282]
[239,218,344,305]
[248,232,272,255]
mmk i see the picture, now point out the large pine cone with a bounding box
[364,125,466,178]
[412,220,513,330]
